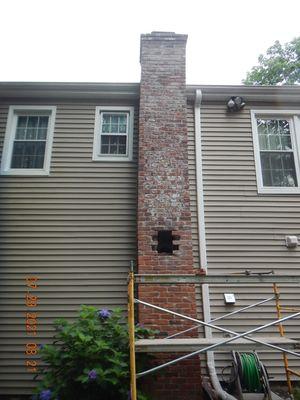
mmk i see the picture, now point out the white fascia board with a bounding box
[187,85,300,104]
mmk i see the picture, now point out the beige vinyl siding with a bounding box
[201,103,300,380]
[0,101,138,395]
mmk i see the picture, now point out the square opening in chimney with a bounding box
[157,230,174,254]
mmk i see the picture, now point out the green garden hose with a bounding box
[238,352,262,392]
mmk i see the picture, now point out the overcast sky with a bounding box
[1,0,299,85]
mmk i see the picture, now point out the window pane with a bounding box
[260,151,297,187]
[281,135,292,150]
[119,145,126,154]
[262,169,272,186]
[39,116,49,128]
[27,116,39,128]
[16,115,49,141]
[11,141,46,169]
[101,144,109,154]
[271,169,285,187]
[111,124,119,132]
[259,134,268,150]
[270,153,282,170]
[102,124,110,133]
[102,115,111,124]
[15,128,26,140]
[101,135,109,145]
[12,141,26,156]
[119,136,126,145]
[37,128,47,140]
[120,115,127,123]
[257,118,291,151]
[119,124,127,133]
[284,172,297,187]
[100,134,127,156]
[111,115,118,124]
[26,128,37,140]
[278,119,290,135]
[283,153,295,170]
[17,116,27,128]
[257,119,268,135]
[110,145,118,154]
[110,136,118,145]
[260,153,271,170]
[101,113,128,135]
[268,134,281,150]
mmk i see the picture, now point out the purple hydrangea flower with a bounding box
[98,309,111,319]
[40,389,52,400]
[88,369,97,381]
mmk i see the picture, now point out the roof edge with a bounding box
[1,82,299,104]
[187,84,300,104]
[0,82,140,100]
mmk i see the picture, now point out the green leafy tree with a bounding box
[34,306,155,400]
[243,37,300,85]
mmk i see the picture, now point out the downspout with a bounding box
[194,90,236,400]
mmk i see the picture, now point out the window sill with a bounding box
[0,169,50,176]
[92,156,133,162]
[258,186,300,195]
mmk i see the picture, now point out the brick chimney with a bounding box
[137,32,202,400]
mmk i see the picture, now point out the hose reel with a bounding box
[232,351,272,399]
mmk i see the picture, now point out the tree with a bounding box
[243,37,300,85]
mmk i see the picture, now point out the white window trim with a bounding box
[93,106,134,162]
[1,105,56,176]
[251,109,300,194]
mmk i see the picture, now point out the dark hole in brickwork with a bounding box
[156,230,180,254]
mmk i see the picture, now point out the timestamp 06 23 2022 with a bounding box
[25,276,39,373]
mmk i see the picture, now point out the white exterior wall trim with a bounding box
[0,105,56,176]
[251,109,300,194]
[93,106,134,162]
[195,89,207,272]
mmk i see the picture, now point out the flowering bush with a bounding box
[34,306,154,400]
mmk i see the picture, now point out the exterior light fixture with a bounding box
[285,235,299,248]
[224,293,236,304]
[227,96,246,112]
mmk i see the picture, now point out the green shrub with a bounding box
[294,386,300,400]
[33,306,154,400]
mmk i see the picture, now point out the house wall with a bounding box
[198,101,300,380]
[0,99,138,395]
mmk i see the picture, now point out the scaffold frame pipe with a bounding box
[128,268,137,400]
[135,273,300,285]
[136,299,300,378]
[136,299,300,357]
[166,295,275,339]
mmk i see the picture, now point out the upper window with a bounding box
[251,110,300,194]
[1,105,56,176]
[93,106,134,161]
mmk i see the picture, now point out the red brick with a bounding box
[137,32,202,399]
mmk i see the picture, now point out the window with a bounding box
[251,110,300,194]
[1,106,56,175]
[93,106,134,161]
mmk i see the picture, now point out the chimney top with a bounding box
[141,31,188,42]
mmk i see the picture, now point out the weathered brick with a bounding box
[137,32,202,399]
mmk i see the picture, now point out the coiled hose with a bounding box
[238,353,262,392]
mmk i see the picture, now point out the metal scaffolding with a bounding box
[128,271,300,400]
